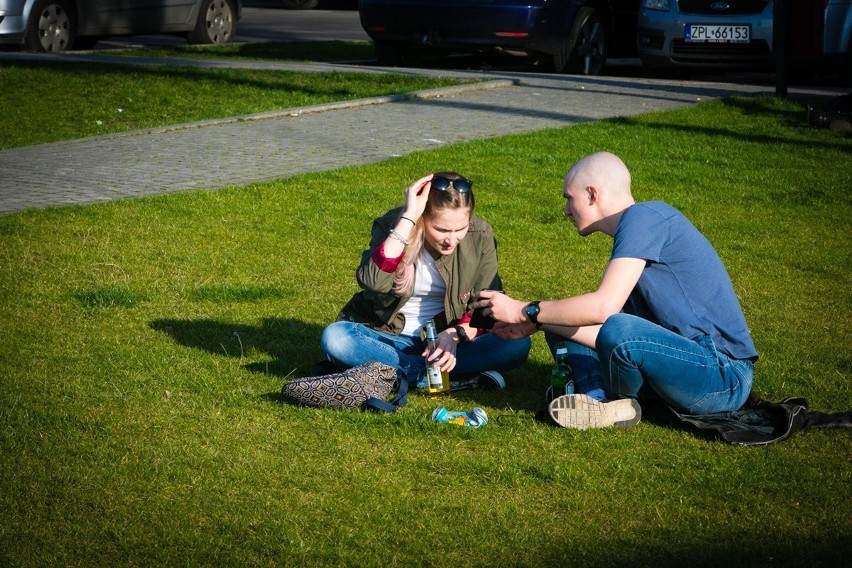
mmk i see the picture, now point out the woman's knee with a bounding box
[467,334,530,370]
[319,321,355,359]
[505,336,532,366]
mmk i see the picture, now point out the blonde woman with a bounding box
[320,172,530,391]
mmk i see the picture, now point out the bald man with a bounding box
[473,152,758,430]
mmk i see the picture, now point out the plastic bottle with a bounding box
[423,320,450,394]
[546,341,575,403]
[431,406,488,428]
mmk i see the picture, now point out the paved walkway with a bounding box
[1,52,845,215]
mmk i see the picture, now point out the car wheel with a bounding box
[186,0,236,45]
[553,7,606,75]
[23,0,76,53]
[280,0,320,8]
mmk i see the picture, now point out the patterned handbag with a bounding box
[281,361,403,412]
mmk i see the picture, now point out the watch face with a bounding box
[526,302,540,320]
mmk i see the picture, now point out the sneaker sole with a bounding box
[548,394,641,430]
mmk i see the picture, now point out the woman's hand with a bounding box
[402,174,434,222]
[421,330,458,373]
[491,321,538,340]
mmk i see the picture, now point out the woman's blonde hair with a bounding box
[392,172,474,296]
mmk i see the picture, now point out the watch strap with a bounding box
[454,325,469,344]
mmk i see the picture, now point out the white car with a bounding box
[0,0,241,52]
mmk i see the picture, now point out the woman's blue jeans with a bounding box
[320,320,531,387]
[547,313,753,414]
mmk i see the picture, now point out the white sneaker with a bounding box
[548,394,641,430]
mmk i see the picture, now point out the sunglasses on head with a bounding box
[431,175,472,193]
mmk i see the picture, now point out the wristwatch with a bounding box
[454,325,469,344]
[524,301,542,328]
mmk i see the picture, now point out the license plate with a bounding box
[685,24,750,43]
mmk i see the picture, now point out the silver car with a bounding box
[636,0,774,70]
[0,0,241,52]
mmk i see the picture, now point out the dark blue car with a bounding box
[358,0,638,75]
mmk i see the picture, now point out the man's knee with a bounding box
[596,313,638,354]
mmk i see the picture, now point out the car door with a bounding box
[80,0,199,35]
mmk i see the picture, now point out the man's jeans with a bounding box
[547,314,753,414]
[320,321,531,387]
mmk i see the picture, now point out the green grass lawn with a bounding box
[0,59,468,149]
[1,94,850,567]
[105,40,377,63]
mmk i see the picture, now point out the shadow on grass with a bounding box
[538,536,851,568]
[610,96,851,155]
[150,316,554,412]
[149,316,325,378]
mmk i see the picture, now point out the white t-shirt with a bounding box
[399,250,446,337]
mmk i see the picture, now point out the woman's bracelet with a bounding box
[388,228,410,246]
[399,215,416,226]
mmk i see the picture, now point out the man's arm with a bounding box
[478,257,647,327]
[540,257,646,326]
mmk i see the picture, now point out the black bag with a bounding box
[807,91,852,131]
[652,392,852,446]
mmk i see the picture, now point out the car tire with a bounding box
[186,0,236,45]
[23,0,76,53]
[280,0,320,8]
[553,6,606,75]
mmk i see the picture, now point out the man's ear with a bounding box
[586,185,598,205]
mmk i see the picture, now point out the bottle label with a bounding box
[426,366,443,390]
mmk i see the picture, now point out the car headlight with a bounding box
[640,0,670,10]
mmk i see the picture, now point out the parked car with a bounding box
[281,0,321,7]
[0,0,241,52]
[637,0,774,71]
[281,0,357,8]
[357,0,638,75]
[788,0,851,79]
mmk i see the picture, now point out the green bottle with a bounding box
[547,341,575,403]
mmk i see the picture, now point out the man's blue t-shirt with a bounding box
[611,201,758,361]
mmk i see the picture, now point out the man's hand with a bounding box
[472,290,529,324]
